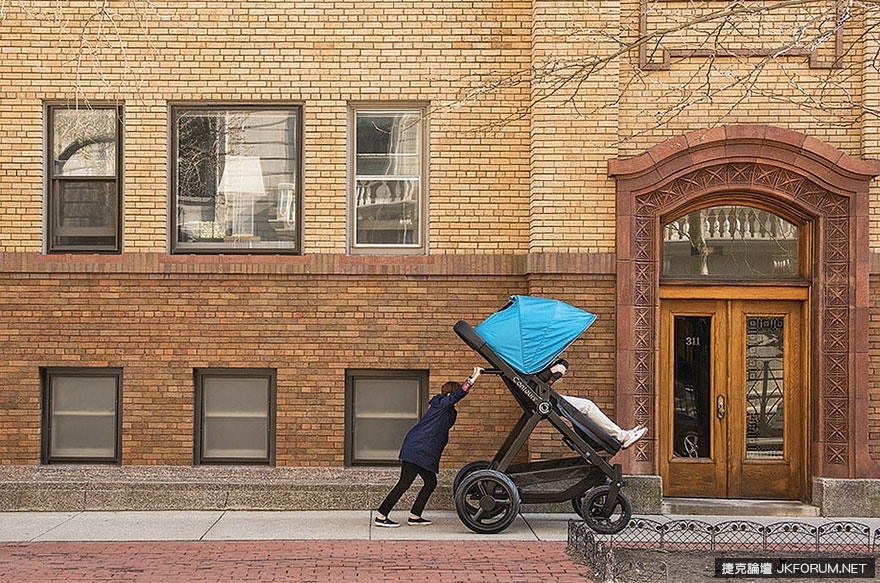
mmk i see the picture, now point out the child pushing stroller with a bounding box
[375,367,483,528]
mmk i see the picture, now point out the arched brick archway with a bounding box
[609,125,880,481]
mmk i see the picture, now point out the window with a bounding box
[41,368,122,464]
[46,104,123,253]
[350,106,426,254]
[662,205,800,277]
[345,370,428,465]
[194,369,276,465]
[172,106,302,253]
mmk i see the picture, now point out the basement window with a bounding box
[194,368,276,465]
[41,368,122,464]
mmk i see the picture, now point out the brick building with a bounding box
[1,2,879,514]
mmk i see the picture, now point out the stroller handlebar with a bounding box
[453,320,485,352]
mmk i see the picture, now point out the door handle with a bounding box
[716,395,726,420]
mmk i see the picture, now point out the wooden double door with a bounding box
[659,295,808,500]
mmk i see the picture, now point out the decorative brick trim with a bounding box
[637,0,846,71]
[0,252,618,277]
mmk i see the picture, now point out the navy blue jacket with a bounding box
[398,383,470,473]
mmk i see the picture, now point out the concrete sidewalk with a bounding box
[3,509,879,543]
[0,510,575,543]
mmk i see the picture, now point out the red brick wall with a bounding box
[0,253,621,467]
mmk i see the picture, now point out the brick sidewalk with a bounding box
[0,540,591,582]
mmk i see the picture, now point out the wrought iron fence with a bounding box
[568,518,880,583]
[568,520,669,583]
[570,517,879,553]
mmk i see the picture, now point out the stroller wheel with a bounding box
[575,484,632,535]
[454,469,521,534]
[453,460,491,493]
[571,494,585,517]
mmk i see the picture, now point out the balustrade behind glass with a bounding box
[663,206,798,277]
[354,110,422,247]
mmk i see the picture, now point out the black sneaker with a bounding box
[374,516,399,528]
[408,517,432,526]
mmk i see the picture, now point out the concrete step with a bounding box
[661,497,821,517]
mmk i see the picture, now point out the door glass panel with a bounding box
[673,316,712,458]
[663,206,798,277]
[745,316,785,459]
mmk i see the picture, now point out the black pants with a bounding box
[377,461,437,517]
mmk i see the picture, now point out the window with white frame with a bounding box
[345,369,428,465]
[194,369,276,465]
[172,106,302,253]
[46,104,123,253]
[41,368,122,464]
[350,106,426,254]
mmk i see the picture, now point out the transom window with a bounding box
[345,370,428,465]
[172,106,302,253]
[46,104,123,253]
[194,369,276,465]
[662,205,800,278]
[41,368,122,464]
[350,106,426,254]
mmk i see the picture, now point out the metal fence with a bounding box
[567,518,880,583]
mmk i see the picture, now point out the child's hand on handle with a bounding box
[468,366,483,384]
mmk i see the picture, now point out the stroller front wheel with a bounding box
[574,484,632,535]
[454,469,521,534]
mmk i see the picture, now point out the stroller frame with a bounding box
[453,320,633,534]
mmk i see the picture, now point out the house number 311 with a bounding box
[685,336,702,346]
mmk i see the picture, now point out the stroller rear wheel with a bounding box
[454,469,521,534]
[453,460,491,493]
[573,484,632,535]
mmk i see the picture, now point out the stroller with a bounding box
[453,295,633,535]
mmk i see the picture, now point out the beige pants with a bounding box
[561,395,625,441]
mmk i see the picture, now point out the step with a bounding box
[661,497,821,517]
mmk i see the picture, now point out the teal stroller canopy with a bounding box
[475,295,596,374]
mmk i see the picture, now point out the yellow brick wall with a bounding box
[4,2,877,253]
[0,2,535,255]
[862,13,880,253]
[615,0,865,155]
[529,1,621,254]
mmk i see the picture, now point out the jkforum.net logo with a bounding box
[715,557,875,578]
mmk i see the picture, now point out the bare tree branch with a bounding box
[433,0,880,141]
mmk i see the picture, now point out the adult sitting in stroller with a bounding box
[541,359,647,450]
[452,295,636,535]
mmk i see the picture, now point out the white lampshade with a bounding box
[218,156,265,238]
[218,156,266,196]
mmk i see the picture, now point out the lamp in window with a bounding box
[218,156,266,241]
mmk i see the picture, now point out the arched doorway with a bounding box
[659,204,809,499]
[609,125,880,500]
